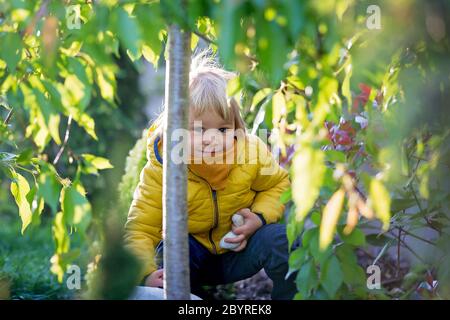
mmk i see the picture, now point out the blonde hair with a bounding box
[148,49,246,138]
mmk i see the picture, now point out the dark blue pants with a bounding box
[155,223,298,300]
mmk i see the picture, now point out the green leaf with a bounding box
[135,3,164,66]
[26,185,45,226]
[292,146,326,221]
[10,172,32,234]
[216,0,244,68]
[320,255,344,298]
[302,227,318,248]
[81,153,113,175]
[295,259,318,298]
[310,211,321,226]
[287,203,303,248]
[33,89,61,145]
[280,0,304,40]
[0,33,22,71]
[391,198,415,213]
[287,218,303,249]
[313,77,339,126]
[366,233,391,247]
[255,19,288,86]
[280,188,292,204]
[65,58,92,111]
[51,211,70,282]
[308,228,333,265]
[41,80,64,113]
[113,7,142,59]
[95,66,116,103]
[71,111,98,140]
[338,226,366,246]
[60,183,92,232]
[287,247,308,279]
[325,149,346,163]
[369,179,391,231]
[37,167,61,214]
[336,244,366,286]
[52,211,70,254]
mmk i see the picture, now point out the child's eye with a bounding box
[218,128,228,133]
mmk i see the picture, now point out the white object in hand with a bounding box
[219,213,245,250]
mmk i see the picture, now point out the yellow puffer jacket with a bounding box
[124,131,290,282]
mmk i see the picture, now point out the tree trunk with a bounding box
[162,22,192,299]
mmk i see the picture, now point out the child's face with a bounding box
[189,109,235,156]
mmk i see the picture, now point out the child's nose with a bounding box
[202,137,213,147]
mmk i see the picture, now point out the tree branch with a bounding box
[21,0,50,38]
[53,115,73,166]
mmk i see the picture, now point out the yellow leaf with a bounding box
[10,172,32,234]
[343,191,359,235]
[336,0,353,21]
[250,88,272,112]
[226,76,241,97]
[191,33,199,51]
[320,188,345,250]
[142,44,159,68]
[81,153,114,170]
[272,90,286,126]
[95,67,115,102]
[370,179,391,231]
[357,198,374,219]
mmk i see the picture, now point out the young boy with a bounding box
[124,51,296,300]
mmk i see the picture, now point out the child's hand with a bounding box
[224,208,263,252]
[144,269,164,287]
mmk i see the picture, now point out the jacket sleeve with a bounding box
[124,155,163,284]
[250,137,290,224]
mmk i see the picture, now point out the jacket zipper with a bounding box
[187,167,219,255]
[209,189,219,255]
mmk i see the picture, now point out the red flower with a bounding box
[352,83,372,113]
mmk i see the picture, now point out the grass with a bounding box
[0,214,79,300]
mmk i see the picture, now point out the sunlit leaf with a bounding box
[141,45,159,68]
[272,90,286,126]
[95,66,115,103]
[319,188,345,250]
[51,211,70,282]
[369,179,391,231]
[60,183,92,232]
[33,89,61,145]
[341,57,352,107]
[10,172,32,234]
[81,153,113,175]
[336,0,353,20]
